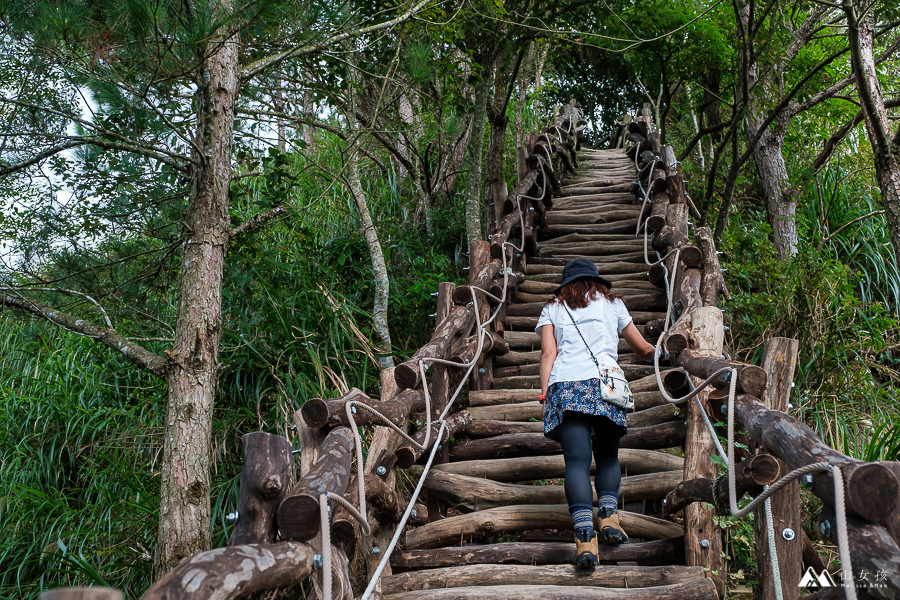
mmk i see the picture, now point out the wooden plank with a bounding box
[382,564,705,593]
[383,581,718,600]
[390,538,686,572]
[403,505,684,549]
[424,469,683,509]
[432,449,684,482]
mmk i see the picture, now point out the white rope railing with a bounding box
[626,120,858,598]
[312,124,553,599]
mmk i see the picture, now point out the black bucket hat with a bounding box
[554,258,613,295]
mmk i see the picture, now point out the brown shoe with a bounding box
[574,529,599,568]
[598,512,630,544]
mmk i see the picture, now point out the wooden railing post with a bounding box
[755,337,801,599]
[229,432,292,545]
[684,306,726,598]
[426,282,454,521]
[363,366,403,591]
[468,241,492,392]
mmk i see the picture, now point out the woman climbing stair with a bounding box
[538,258,660,568]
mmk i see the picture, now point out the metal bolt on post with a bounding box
[700,539,710,549]
[376,466,387,476]
[782,528,795,541]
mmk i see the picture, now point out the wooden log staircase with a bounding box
[380,147,718,599]
[125,105,900,600]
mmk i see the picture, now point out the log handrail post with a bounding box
[469,240,492,392]
[683,306,726,598]
[754,337,802,599]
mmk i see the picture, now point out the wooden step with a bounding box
[467,401,680,427]
[507,294,666,316]
[469,388,666,410]
[449,421,684,460]
[432,449,685,481]
[382,563,705,594]
[519,278,657,294]
[424,470,683,510]
[461,417,679,437]
[506,311,664,330]
[531,232,641,244]
[492,368,660,388]
[537,220,641,236]
[391,538,686,572]
[547,208,643,226]
[404,505,684,550]
[529,252,648,265]
[384,581,718,600]
[514,290,664,307]
[525,260,647,274]
[538,242,646,258]
[526,271,649,283]
[486,371,675,396]
[493,353,662,378]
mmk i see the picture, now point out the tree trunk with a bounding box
[515,42,535,151]
[843,0,900,269]
[347,56,394,369]
[465,73,491,246]
[155,9,238,575]
[746,113,796,258]
[487,64,510,228]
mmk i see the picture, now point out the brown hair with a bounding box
[546,278,623,309]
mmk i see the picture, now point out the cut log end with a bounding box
[300,398,329,428]
[394,363,420,390]
[277,495,321,542]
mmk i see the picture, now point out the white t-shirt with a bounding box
[535,295,633,386]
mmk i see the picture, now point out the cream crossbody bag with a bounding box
[562,304,634,411]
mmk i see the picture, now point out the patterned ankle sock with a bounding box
[569,503,594,533]
[598,493,618,519]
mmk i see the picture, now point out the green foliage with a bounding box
[0,318,163,597]
[721,165,900,461]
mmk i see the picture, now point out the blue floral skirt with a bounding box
[544,378,628,442]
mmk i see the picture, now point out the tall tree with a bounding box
[843,0,900,268]
[0,0,435,575]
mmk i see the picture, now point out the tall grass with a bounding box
[0,318,164,597]
[722,165,900,461]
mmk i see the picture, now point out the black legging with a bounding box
[557,410,623,509]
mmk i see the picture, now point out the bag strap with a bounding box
[561,303,603,378]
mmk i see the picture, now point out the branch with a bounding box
[677,119,732,162]
[67,136,190,172]
[789,29,900,118]
[0,289,167,378]
[785,4,835,61]
[235,107,389,172]
[819,210,885,248]
[811,98,900,171]
[0,140,86,176]
[843,0,893,151]
[241,0,435,82]
[735,43,852,173]
[230,206,288,240]
[0,96,193,169]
